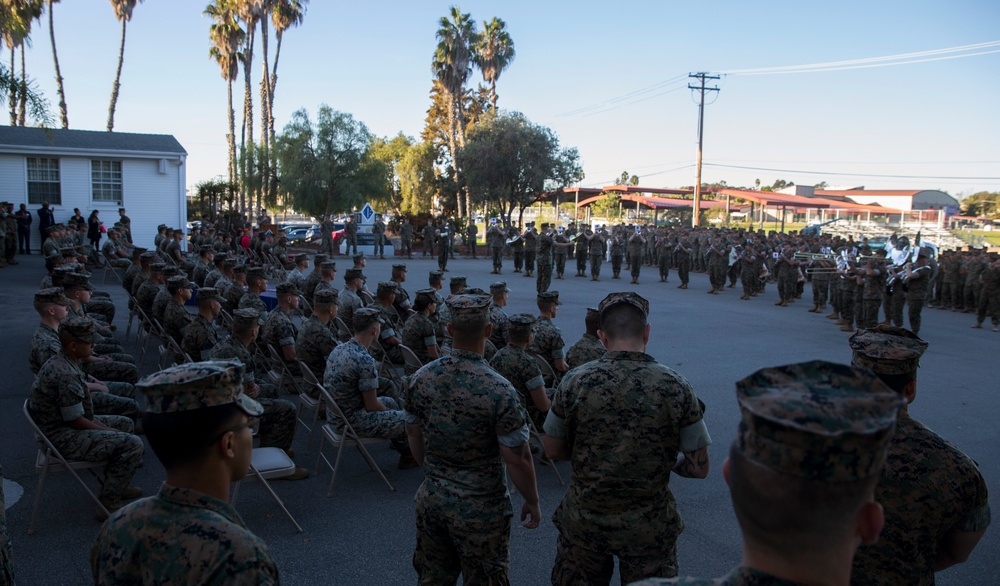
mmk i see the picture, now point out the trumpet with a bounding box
[793,252,837,261]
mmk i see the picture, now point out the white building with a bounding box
[0,126,187,250]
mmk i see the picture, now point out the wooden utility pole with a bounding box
[689,73,719,227]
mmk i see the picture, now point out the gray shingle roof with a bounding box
[0,126,186,155]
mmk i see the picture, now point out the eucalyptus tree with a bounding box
[472,17,514,112]
[106,0,143,131]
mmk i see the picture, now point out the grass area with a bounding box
[959,230,1000,246]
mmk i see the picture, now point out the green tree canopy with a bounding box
[457,111,583,226]
[274,105,381,217]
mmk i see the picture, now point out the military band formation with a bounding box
[2,207,992,585]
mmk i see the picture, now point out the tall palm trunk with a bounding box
[49,0,68,128]
[268,32,282,204]
[227,79,236,188]
[446,96,462,220]
[18,44,27,126]
[8,51,16,126]
[242,27,255,216]
[258,20,271,208]
[106,18,127,131]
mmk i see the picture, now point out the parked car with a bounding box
[286,227,310,243]
[306,223,346,243]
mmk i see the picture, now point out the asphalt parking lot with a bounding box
[1,252,996,585]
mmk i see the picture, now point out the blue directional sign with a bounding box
[361,203,375,223]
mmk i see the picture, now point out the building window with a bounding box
[26,157,62,205]
[91,160,123,203]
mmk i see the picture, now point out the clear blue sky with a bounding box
[15,0,1000,198]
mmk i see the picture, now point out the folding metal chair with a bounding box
[398,344,424,374]
[313,383,395,497]
[532,353,558,387]
[528,419,564,486]
[295,361,326,453]
[23,400,109,534]
[334,316,352,342]
[231,447,303,533]
[267,344,303,395]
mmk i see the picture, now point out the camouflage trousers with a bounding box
[536,262,553,294]
[255,381,297,451]
[555,254,567,277]
[812,278,830,307]
[84,358,139,385]
[413,503,511,586]
[907,297,925,336]
[92,391,140,418]
[630,253,643,280]
[49,415,143,503]
[551,531,677,586]
[886,288,905,326]
[524,251,535,275]
[658,256,670,282]
[0,465,13,585]
[491,246,503,272]
[576,252,587,275]
[856,298,876,328]
[589,255,602,279]
[977,289,1000,326]
[676,258,690,285]
[341,397,406,441]
[87,298,117,323]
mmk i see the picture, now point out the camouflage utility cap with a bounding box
[222,258,238,268]
[232,308,263,328]
[450,275,467,287]
[139,252,157,262]
[392,264,407,272]
[490,281,509,293]
[508,313,536,331]
[167,275,194,289]
[246,267,265,281]
[586,307,600,319]
[294,253,308,263]
[446,294,492,326]
[138,360,263,417]
[35,287,69,306]
[60,316,99,343]
[735,360,906,483]
[313,254,328,263]
[320,261,337,271]
[63,273,95,291]
[199,245,214,253]
[353,307,381,331]
[275,282,298,296]
[197,287,221,302]
[415,288,437,303]
[352,253,365,263]
[377,281,398,296]
[150,262,167,274]
[232,264,247,275]
[537,290,561,305]
[162,266,182,278]
[599,291,649,318]
[314,289,339,304]
[345,268,365,281]
[849,325,928,375]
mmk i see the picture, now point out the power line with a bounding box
[703,163,1000,181]
[724,49,1000,76]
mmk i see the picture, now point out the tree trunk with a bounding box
[9,51,17,126]
[18,45,27,126]
[107,18,127,131]
[49,1,68,129]
[227,79,236,188]
[446,95,463,221]
[242,26,256,216]
[490,79,498,111]
[268,33,282,204]
[258,19,271,209]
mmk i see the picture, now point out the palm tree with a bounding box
[473,17,514,112]
[256,0,275,209]
[267,0,305,201]
[205,0,245,206]
[106,0,143,132]
[47,0,67,128]
[234,0,264,214]
[432,6,477,221]
[2,0,44,126]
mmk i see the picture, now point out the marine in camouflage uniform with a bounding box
[287,253,310,292]
[404,294,539,585]
[324,328,406,440]
[400,217,414,258]
[545,292,710,585]
[536,224,554,294]
[588,228,606,281]
[903,251,932,336]
[528,291,567,372]
[488,321,548,430]
[180,288,222,362]
[238,267,269,315]
[565,308,606,370]
[339,268,366,334]
[488,281,511,351]
[629,360,907,586]
[206,311,296,452]
[627,229,646,284]
[28,317,144,514]
[401,290,440,375]
[522,223,537,277]
[850,326,991,585]
[162,276,196,342]
[609,231,625,279]
[90,360,280,585]
[973,255,1000,330]
[295,289,340,387]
